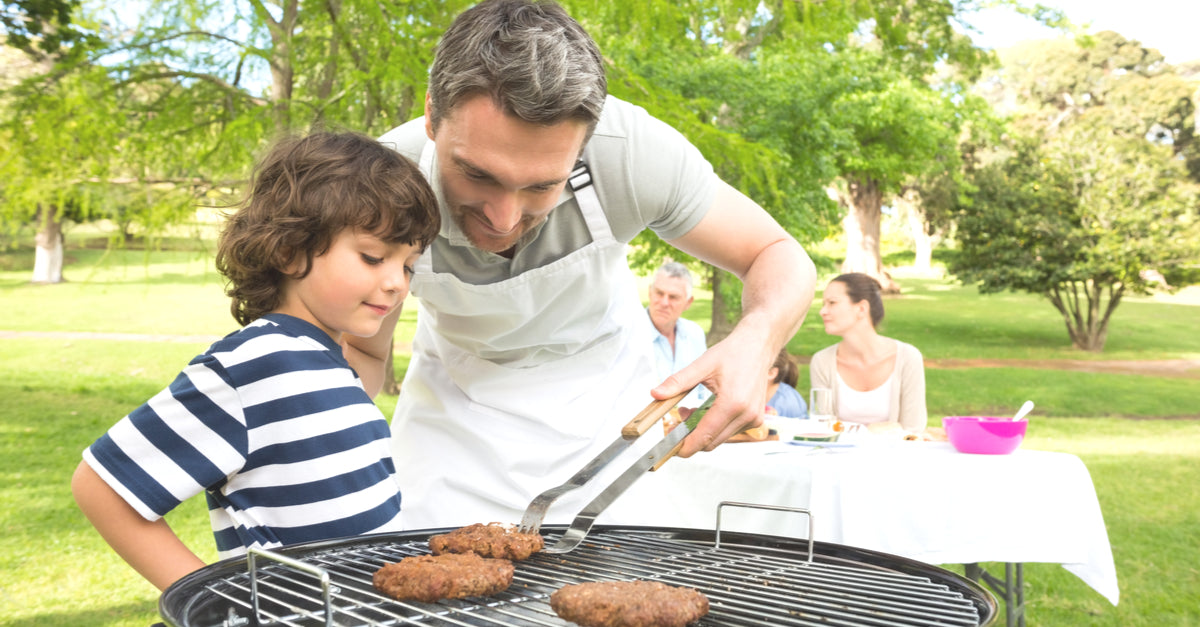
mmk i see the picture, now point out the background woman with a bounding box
[809,273,927,432]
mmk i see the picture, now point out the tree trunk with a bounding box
[840,176,899,293]
[32,204,65,284]
[895,189,933,274]
[263,0,299,130]
[707,267,736,345]
[312,0,342,128]
[1046,280,1124,352]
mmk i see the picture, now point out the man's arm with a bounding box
[344,304,405,398]
[71,460,207,591]
[657,179,817,457]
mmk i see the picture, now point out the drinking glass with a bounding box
[809,387,835,427]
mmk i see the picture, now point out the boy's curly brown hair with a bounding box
[215,131,440,327]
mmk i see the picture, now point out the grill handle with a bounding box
[715,501,814,563]
[248,546,334,627]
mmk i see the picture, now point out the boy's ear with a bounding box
[278,247,306,277]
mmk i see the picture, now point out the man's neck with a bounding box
[658,322,678,351]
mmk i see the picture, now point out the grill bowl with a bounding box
[944,416,1027,454]
[159,524,997,626]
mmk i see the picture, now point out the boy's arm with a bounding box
[71,460,206,591]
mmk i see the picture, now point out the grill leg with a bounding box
[965,562,1026,627]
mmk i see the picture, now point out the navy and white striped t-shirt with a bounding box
[83,314,404,559]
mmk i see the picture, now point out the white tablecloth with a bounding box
[597,439,1119,605]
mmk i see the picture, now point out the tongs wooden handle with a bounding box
[621,390,690,438]
[650,393,717,471]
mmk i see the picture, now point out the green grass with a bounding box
[2,246,1198,626]
[789,274,1200,362]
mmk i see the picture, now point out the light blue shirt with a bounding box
[645,308,712,408]
[768,382,808,419]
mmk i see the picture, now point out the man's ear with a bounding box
[424,93,436,140]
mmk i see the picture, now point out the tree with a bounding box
[898,92,1004,273]
[6,0,1013,331]
[1,0,98,281]
[2,0,95,57]
[573,0,997,334]
[0,64,131,282]
[2,0,457,285]
[825,55,967,292]
[952,32,1200,351]
[953,133,1198,351]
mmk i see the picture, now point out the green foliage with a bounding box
[952,141,1080,294]
[0,66,122,232]
[952,133,1199,350]
[1,0,460,246]
[954,30,1200,351]
[1,0,98,56]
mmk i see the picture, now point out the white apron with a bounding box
[391,143,658,530]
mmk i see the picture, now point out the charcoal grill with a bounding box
[160,504,996,626]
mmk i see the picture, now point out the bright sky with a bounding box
[964,0,1200,65]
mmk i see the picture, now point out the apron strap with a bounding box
[569,160,615,243]
[416,141,438,274]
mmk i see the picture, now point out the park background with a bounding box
[2,0,1199,625]
[1,220,1197,626]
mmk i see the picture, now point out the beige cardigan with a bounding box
[808,339,928,432]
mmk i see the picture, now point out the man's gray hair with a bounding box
[427,0,607,142]
[655,261,694,298]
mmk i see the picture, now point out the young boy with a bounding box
[70,131,440,590]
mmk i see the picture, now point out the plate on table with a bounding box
[787,439,857,448]
[792,432,839,442]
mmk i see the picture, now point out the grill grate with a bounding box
[163,526,993,627]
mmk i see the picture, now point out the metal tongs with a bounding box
[517,391,715,553]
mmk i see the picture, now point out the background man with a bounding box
[645,262,711,409]
[347,0,816,528]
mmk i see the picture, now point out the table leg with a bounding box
[965,562,1025,627]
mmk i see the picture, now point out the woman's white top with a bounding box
[835,372,894,424]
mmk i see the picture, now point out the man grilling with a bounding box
[346,0,816,528]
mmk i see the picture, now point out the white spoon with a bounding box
[1012,400,1034,421]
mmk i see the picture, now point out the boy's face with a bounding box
[276,229,421,341]
[426,93,587,256]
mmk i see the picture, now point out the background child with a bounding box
[70,131,440,590]
[765,347,807,419]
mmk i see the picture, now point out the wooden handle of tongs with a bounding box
[652,439,687,472]
[621,389,692,438]
[654,419,759,472]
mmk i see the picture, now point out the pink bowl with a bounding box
[943,416,1027,455]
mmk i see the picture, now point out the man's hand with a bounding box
[659,180,818,455]
[651,325,777,457]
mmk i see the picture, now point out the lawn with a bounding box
[1,245,1197,626]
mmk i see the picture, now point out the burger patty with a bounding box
[372,553,514,603]
[428,522,544,560]
[550,580,710,627]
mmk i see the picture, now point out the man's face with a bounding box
[426,94,588,255]
[648,275,693,332]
